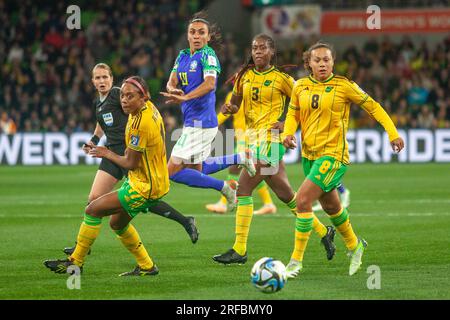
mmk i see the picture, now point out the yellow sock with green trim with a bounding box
[256,181,273,205]
[329,208,358,251]
[312,215,328,238]
[291,212,313,262]
[232,196,253,256]
[286,194,327,238]
[286,194,298,216]
[70,214,102,266]
[115,224,154,270]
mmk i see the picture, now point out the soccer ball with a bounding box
[250,257,287,293]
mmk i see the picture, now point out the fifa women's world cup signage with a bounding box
[1,129,450,165]
[260,6,450,37]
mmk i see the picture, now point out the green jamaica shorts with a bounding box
[117,179,160,219]
[302,156,347,193]
[250,142,286,166]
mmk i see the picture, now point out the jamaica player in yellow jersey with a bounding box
[44,76,179,276]
[213,34,336,265]
[283,42,405,277]
[205,90,277,215]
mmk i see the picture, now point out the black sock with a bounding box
[148,201,189,227]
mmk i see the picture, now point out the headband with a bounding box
[124,77,148,99]
[191,18,210,25]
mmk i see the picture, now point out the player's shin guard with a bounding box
[232,196,253,256]
[115,224,154,270]
[70,213,102,266]
[291,212,313,262]
[329,208,358,251]
[256,181,273,205]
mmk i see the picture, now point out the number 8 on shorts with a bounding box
[302,156,347,193]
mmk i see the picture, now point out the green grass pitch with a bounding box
[0,163,449,300]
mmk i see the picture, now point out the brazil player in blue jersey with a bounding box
[161,12,255,212]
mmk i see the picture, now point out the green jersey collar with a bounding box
[309,73,335,84]
[253,65,275,75]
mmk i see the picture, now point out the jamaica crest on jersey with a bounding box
[102,112,114,126]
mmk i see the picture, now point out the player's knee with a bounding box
[88,193,101,203]
[168,159,183,176]
[296,195,313,212]
[321,202,341,214]
[85,203,94,215]
[84,202,100,217]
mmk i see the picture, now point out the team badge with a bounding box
[264,80,272,86]
[325,86,334,93]
[208,55,217,66]
[130,134,140,147]
[190,60,198,71]
[102,112,114,126]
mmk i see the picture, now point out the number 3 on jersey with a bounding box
[179,72,188,86]
[252,87,259,101]
[311,94,320,109]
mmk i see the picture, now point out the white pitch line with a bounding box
[0,212,448,219]
[355,199,450,204]
[1,198,448,206]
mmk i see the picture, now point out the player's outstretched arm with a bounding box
[89,146,141,170]
[161,76,216,104]
[166,71,184,95]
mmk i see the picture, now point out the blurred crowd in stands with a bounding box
[0,0,449,136]
[280,35,450,131]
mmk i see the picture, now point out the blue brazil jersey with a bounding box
[172,45,221,128]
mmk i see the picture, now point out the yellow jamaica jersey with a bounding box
[232,66,294,144]
[125,100,169,199]
[284,74,400,164]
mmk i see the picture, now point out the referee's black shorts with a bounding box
[98,144,128,180]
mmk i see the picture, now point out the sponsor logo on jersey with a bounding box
[264,80,272,86]
[315,175,321,180]
[130,134,140,147]
[189,60,198,72]
[102,112,114,126]
[325,86,334,93]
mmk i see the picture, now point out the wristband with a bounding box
[90,135,100,145]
